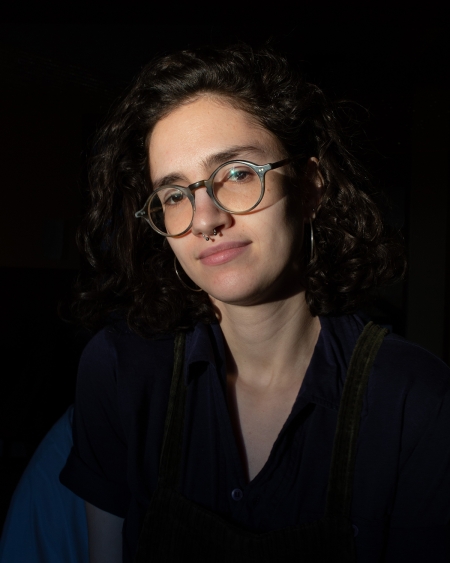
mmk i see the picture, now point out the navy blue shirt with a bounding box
[60,314,450,562]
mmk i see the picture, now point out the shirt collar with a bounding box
[183,314,365,410]
[297,314,365,410]
[184,322,226,385]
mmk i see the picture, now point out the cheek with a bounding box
[257,196,301,246]
[167,238,194,275]
[167,239,182,261]
[282,196,305,250]
[269,205,304,271]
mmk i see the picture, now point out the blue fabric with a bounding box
[60,315,450,562]
[0,406,88,563]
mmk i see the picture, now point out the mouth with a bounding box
[198,241,251,266]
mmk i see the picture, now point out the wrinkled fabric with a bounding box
[60,315,450,562]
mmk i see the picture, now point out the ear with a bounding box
[304,157,324,221]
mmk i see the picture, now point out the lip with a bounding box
[198,241,251,265]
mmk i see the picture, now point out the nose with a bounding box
[190,187,232,238]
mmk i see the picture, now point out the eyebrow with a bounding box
[151,144,269,189]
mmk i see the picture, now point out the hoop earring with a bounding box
[174,256,203,292]
[309,218,315,260]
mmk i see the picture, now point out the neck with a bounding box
[212,290,321,389]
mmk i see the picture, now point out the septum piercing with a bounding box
[202,229,217,241]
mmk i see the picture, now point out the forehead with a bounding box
[148,96,282,180]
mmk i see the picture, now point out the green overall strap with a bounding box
[158,331,187,488]
[325,321,388,519]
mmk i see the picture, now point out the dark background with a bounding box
[0,8,449,532]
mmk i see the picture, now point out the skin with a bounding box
[149,95,324,482]
[85,501,123,563]
[86,95,324,562]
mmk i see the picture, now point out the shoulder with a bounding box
[321,313,450,434]
[321,313,450,396]
[376,332,450,396]
[74,322,181,458]
[79,321,176,378]
[372,333,450,447]
[324,315,450,466]
[75,323,180,413]
[348,316,449,445]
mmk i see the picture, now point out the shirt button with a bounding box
[231,488,243,501]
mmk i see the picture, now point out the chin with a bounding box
[199,271,259,304]
[205,269,303,307]
[206,282,283,308]
[208,291,257,308]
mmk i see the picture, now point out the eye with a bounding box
[161,189,186,206]
[225,167,255,182]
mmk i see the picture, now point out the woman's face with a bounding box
[148,95,307,307]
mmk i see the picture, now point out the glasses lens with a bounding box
[213,163,262,212]
[149,187,193,236]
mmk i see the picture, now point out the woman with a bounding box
[60,44,450,562]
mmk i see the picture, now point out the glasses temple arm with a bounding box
[269,154,308,170]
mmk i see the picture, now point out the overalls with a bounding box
[135,322,387,562]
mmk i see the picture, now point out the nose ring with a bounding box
[202,229,217,241]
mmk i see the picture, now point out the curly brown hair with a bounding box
[73,43,406,336]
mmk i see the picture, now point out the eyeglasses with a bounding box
[135,157,297,237]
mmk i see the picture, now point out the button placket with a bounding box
[231,488,243,501]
